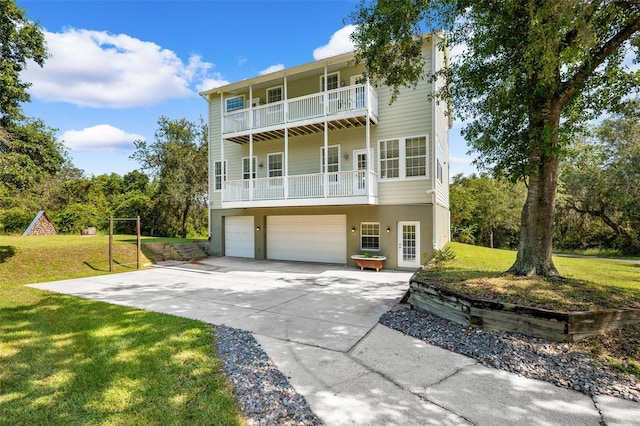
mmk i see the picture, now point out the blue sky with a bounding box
[19,0,474,177]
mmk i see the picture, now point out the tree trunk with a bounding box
[180,199,191,239]
[508,106,561,277]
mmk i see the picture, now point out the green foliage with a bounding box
[131,116,208,238]
[450,174,525,248]
[430,246,457,266]
[352,1,639,177]
[52,203,101,234]
[0,207,33,234]
[0,0,48,125]
[0,119,69,190]
[558,105,640,254]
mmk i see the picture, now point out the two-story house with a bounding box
[200,32,450,269]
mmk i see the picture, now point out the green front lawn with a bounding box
[421,242,640,311]
[0,235,245,425]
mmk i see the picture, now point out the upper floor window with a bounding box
[214,160,226,191]
[406,137,427,177]
[379,136,428,180]
[379,139,400,179]
[226,96,245,112]
[268,152,283,177]
[320,72,340,91]
[321,145,340,174]
[267,86,283,104]
[242,156,257,180]
[436,136,444,183]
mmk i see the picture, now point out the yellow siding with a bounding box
[378,179,433,205]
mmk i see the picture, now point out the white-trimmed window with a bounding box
[436,136,444,183]
[321,145,340,173]
[268,152,283,177]
[406,136,427,177]
[379,136,428,180]
[213,160,227,191]
[379,139,400,179]
[360,222,380,251]
[266,86,283,104]
[321,145,340,183]
[320,72,340,91]
[225,95,245,112]
[242,156,257,180]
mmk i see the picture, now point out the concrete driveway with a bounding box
[29,257,639,425]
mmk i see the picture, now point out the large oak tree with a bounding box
[350,0,640,277]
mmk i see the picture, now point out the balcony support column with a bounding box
[365,80,371,196]
[220,92,225,203]
[249,85,254,202]
[284,129,289,199]
[249,133,254,201]
[284,75,289,200]
[323,65,328,198]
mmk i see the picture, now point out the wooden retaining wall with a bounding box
[408,280,640,342]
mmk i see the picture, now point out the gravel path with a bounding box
[214,307,638,424]
[214,325,322,425]
[380,305,640,403]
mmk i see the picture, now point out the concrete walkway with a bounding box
[29,258,639,425]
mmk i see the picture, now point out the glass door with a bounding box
[397,222,420,268]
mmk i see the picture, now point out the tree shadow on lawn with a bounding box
[0,294,242,425]
[0,245,16,263]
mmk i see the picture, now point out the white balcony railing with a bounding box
[222,170,378,205]
[223,84,378,135]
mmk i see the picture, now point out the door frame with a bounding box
[352,148,371,194]
[397,221,420,268]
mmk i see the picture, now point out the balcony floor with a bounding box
[225,114,377,144]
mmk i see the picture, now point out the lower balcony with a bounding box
[221,170,379,208]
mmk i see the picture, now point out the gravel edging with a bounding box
[380,305,640,402]
[213,308,637,424]
[214,324,323,425]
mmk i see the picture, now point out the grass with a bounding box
[420,242,640,311]
[419,242,640,377]
[0,235,245,425]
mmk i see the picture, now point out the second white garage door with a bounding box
[267,215,346,264]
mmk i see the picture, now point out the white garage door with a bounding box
[267,215,346,263]
[225,216,254,257]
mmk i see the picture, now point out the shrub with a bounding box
[53,203,101,234]
[1,208,34,234]
[429,246,457,267]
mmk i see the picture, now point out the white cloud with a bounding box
[313,25,356,60]
[197,75,230,92]
[448,41,468,63]
[61,124,144,151]
[259,64,285,76]
[23,28,218,108]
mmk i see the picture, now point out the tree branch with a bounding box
[560,15,640,104]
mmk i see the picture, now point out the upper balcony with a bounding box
[223,84,379,144]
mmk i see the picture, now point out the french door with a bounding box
[397,222,420,268]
